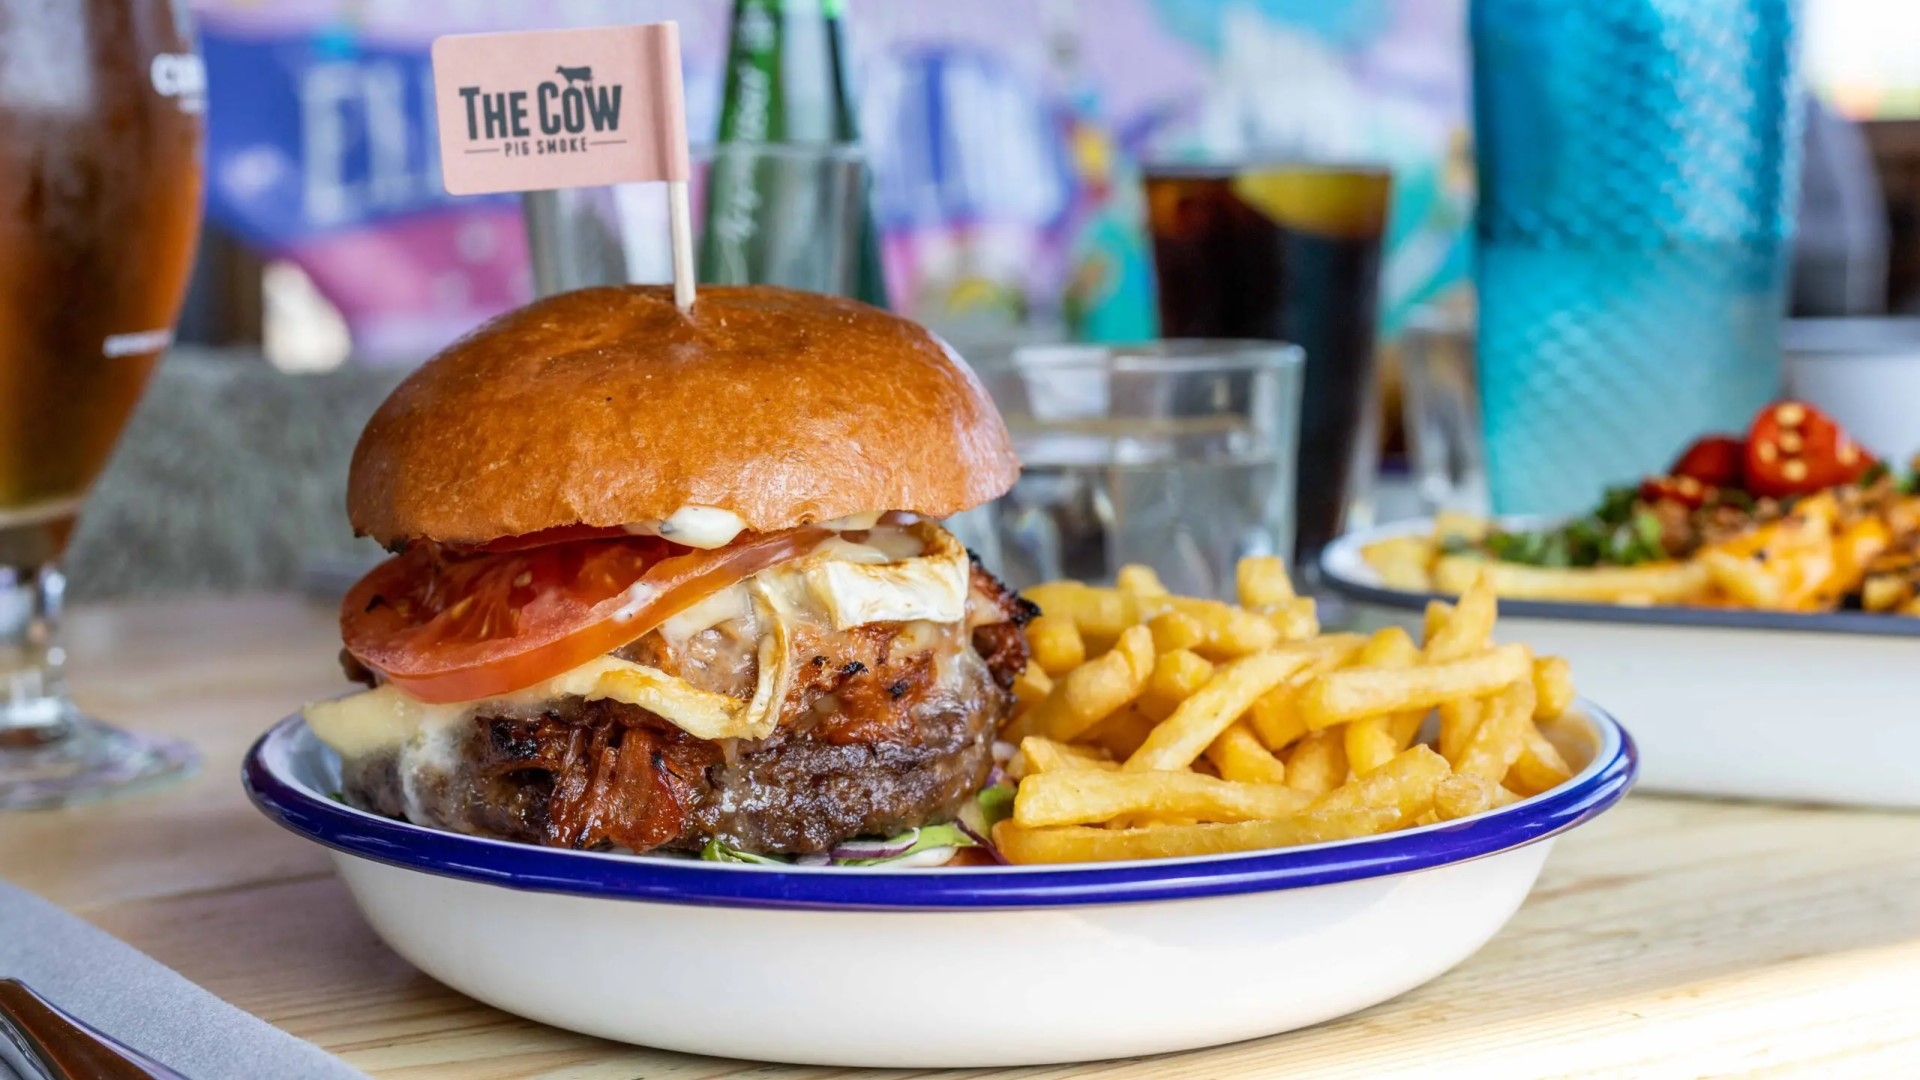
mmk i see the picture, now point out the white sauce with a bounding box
[621,505,749,549]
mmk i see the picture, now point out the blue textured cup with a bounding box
[1472,0,1802,515]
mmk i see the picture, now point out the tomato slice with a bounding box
[342,528,826,704]
[473,523,637,553]
[1668,435,1745,489]
[1745,400,1873,499]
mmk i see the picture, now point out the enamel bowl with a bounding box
[1324,518,1920,809]
[244,707,1634,1068]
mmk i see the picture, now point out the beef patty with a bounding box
[339,559,1032,854]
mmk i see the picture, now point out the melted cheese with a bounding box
[307,650,782,760]
[307,522,974,759]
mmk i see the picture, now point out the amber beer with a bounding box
[1145,164,1389,564]
[0,0,205,570]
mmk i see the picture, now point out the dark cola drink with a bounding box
[1145,164,1389,565]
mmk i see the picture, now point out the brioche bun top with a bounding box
[346,285,1018,547]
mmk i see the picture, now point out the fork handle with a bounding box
[0,979,187,1080]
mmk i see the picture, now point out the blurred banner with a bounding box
[193,0,1468,363]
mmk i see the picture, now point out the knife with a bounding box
[0,979,187,1080]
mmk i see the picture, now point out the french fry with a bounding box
[1309,745,1449,825]
[1247,679,1310,753]
[1013,768,1312,828]
[1010,736,1115,779]
[1002,545,1588,863]
[1022,581,1135,640]
[1455,679,1535,781]
[1508,722,1575,796]
[1700,510,1838,612]
[1245,634,1366,751]
[1138,649,1215,722]
[1205,722,1290,785]
[1025,614,1087,676]
[1434,511,1490,543]
[1700,550,1786,609]
[1437,699,1480,763]
[1433,772,1520,821]
[1236,555,1296,607]
[1340,625,1424,773]
[1116,563,1169,598]
[1301,643,1532,728]
[1422,600,1451,649]
[1022,582,1280,658]
[1361,535,1437,591]
[1424,574,1496,662]
[1030,624,1155,742]
[1531,655,1576,719]
[1082,707,1157,761]
[1346,711,1426,777]
[1011,664,1053,711]
[993,807,1403,864]
[1261,597,1319,641]
[1146,610,1206,654]
[1357,625,1420,667]
[1125,647,1321,772]
[1142,595,1281,658]
[1284,728,1348,796]
[1434,553,1711,604]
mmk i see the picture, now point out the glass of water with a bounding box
[955,342,1304,600]
[1400,305,1491,517]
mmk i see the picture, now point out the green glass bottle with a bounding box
[701,0,891,308]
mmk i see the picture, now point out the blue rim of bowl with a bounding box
[243,703,1636,912]
[1320,519,1920,639]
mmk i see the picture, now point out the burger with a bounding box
[305,285,1033,861]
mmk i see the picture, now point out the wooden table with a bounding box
[7,595,1920,1078]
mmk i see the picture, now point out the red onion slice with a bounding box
[830,828,921,861]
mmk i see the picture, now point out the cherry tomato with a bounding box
[1668,435,1745,489]
[342,527,826,704]
[1745,400,1874,499]
[1639,475,1712,509]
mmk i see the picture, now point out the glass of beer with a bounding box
[1143,163,1391,572]
[1,0,205,807]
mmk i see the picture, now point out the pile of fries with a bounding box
[1368,492,1920,614]
[991,559,1587,864]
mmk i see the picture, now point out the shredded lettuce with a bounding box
[962,780,1015,836]
[699,838,786,865]
[835,823,976,867]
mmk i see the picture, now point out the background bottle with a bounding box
[702,0,890,308]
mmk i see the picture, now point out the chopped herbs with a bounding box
[1473,461,1917,570]
[1481,506,1666,568]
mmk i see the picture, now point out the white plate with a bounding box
[244,708,1633,1068]
[1323,518,1920,808]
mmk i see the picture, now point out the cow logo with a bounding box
[432,23,688,196]
[454,61,625,159]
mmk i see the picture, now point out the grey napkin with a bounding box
[0,881,368,1080]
